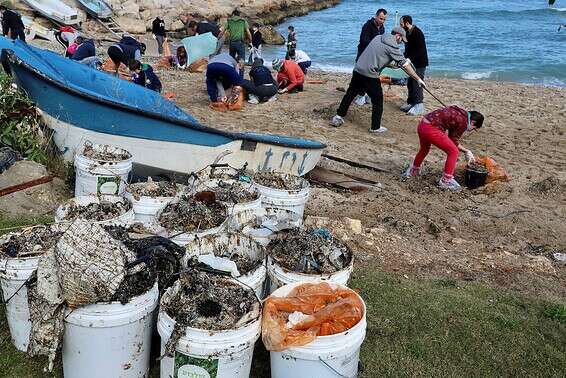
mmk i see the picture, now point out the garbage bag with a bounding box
[262,282,364,351]
[182,32,218,65]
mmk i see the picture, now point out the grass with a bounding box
[0,219,564,377]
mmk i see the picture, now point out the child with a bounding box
[129,60,162,93]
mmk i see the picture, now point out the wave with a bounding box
[461,71,493,80]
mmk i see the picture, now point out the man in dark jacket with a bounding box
[152,16,166,56]
[107,36,145,75]
[0,4,25,41]
[241,58,277,104]
[400,15,429,115]
[356,8,387,60]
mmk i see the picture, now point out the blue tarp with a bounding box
[181,33,217,65]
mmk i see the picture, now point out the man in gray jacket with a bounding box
[331,27,425,133]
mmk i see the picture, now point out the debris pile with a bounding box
[0,226,62,258]
[253,172,308,191]
[62,198,132,222]
[268,228,352,274]
[161,271,260,356]
[209,180,259,204]
[81,143,132,162]
[467,161,489,174]
[127,179,179,200]
[158,194,227,232]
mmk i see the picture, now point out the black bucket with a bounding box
[465,166,488,189]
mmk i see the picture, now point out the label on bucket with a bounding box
[97,176,120,195]
[174,353,218,378]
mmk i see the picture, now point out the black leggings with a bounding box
[107,46,128,66]
[240,80,277,101]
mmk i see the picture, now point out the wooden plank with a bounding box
[0,176,53,197]
[321,153,389,172]
[307,166,376,192]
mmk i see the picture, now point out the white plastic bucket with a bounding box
[254,181,310,220]
[62,283,159,378]
[267,255,354,294]
[183,233,267,298]
[242,226,274,247]
[74,144,132,197]
[55,195,134,226]
[0,256,40,352]
[157,297,261,378]
[269,282,367,378]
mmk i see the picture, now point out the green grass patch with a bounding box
[0,216,54,237]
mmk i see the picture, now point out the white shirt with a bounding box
[293,50,311,63]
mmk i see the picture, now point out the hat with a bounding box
[391,26,408,43]
[252,58,264,68]
[272,58,284,72]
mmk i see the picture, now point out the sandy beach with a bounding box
[154,66,566,299]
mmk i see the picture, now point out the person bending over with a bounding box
[272,58,304,94]
[107,36,146,76]
[403,105,484,191]
[241,58,277,104]
[206,53,244,103]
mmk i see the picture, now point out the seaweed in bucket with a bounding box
[268,228,352,274]
[160,269,260,356]
[158,193,227,232]
[252,171,307,191]
[127,179,179,200]
[0,226,62,258]
[81,143,131,162]
[63,199,131,221]
[208,180,259,204]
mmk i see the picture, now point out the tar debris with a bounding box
[81,143,131,162]
[158,194,227,232]
[252,172,308,191]
[63,199,131,222]
[127,179,179,201]
[0,226,63,258]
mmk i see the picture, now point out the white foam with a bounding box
[313,64,353,73]
[461,71,493,80]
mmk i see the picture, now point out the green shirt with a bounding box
[225,16,249,42]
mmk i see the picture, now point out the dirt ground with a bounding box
[157,67,566,300]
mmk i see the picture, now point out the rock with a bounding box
[0,161,67,217]
[450,238,466,245]
[342,217,362,235]
[116,1,141,18]
[526,255,556,274]
[115,17,147,34]
[304,215,331,229]
[427,220,442,236]
[259,25,285,45]
[170,20,185,32]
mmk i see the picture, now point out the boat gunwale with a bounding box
[1,48,327,150]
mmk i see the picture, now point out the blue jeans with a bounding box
[229,40,246,62]
[206,62,242,101]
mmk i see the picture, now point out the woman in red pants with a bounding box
[404,105,484,190]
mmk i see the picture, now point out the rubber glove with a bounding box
[465,150,475,163]
[278,88,287,94]
[152,34,156,40]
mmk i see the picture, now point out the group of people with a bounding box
[329,8,484,190]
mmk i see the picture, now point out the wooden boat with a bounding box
[75,0,113,19]
[23,0,80,25]
[0,38,325,176]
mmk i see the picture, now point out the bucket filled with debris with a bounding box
[158,272,262,378]
[263,281,367,378]
[124,179,184,225]
[252,172,310,220]
[193,179,262,229]
[157,192,229,246]
[74,142,132,197]
[55,195,134,226]
[266,228,354,293]
[26,220,163,375]
[0,225,63,352]
[242,207,303,247]
[184,233,267,298]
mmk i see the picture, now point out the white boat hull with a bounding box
[24,0,80,25]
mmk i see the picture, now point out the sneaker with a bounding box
[438,177,462,191]
[364,94,372,105]
[354,95,366,106]
[267,95,277,102]
[407,103,425,115]
[330,115,344,127]
[400,103,412,112]
[247,94,259,104]
[369,126,388,133]
[402,164,421,178]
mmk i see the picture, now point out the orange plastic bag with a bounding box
[227,87,244,111]
[101,58,131,80]
[209,101,227,112]
[262,282,364,351]
[188,58,208,73]
[459,156,510,184]
[163,40,171,57]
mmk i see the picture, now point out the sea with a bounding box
[261,0,566,87]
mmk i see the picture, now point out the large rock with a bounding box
[0,161,67,217]
[115,17,147,34]
[259,25,285,45]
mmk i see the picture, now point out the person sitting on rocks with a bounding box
[129,60,162,93]
[403,105,484,191]
[241,58,277,104]
[272,58,304,94]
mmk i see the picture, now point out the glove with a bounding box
[278,88,287,94]
[417,79,426,88]
[152,34,156,40]
[465,150,475,163]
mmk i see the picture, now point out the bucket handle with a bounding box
[318,356,351,378]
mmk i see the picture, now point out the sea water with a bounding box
[261,0,566,87]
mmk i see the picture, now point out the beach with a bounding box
[156,66,566,299]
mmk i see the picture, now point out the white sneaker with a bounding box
[354,95,366,106]
[369,126,388,133]
[400,103,412,112]
[267,95,277,102]
[438,177,462,191]
[364,94,372,105]
[402,164,421,178]
[330,115,344,127]
[247,94,259,104]
[407,103,425,115]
